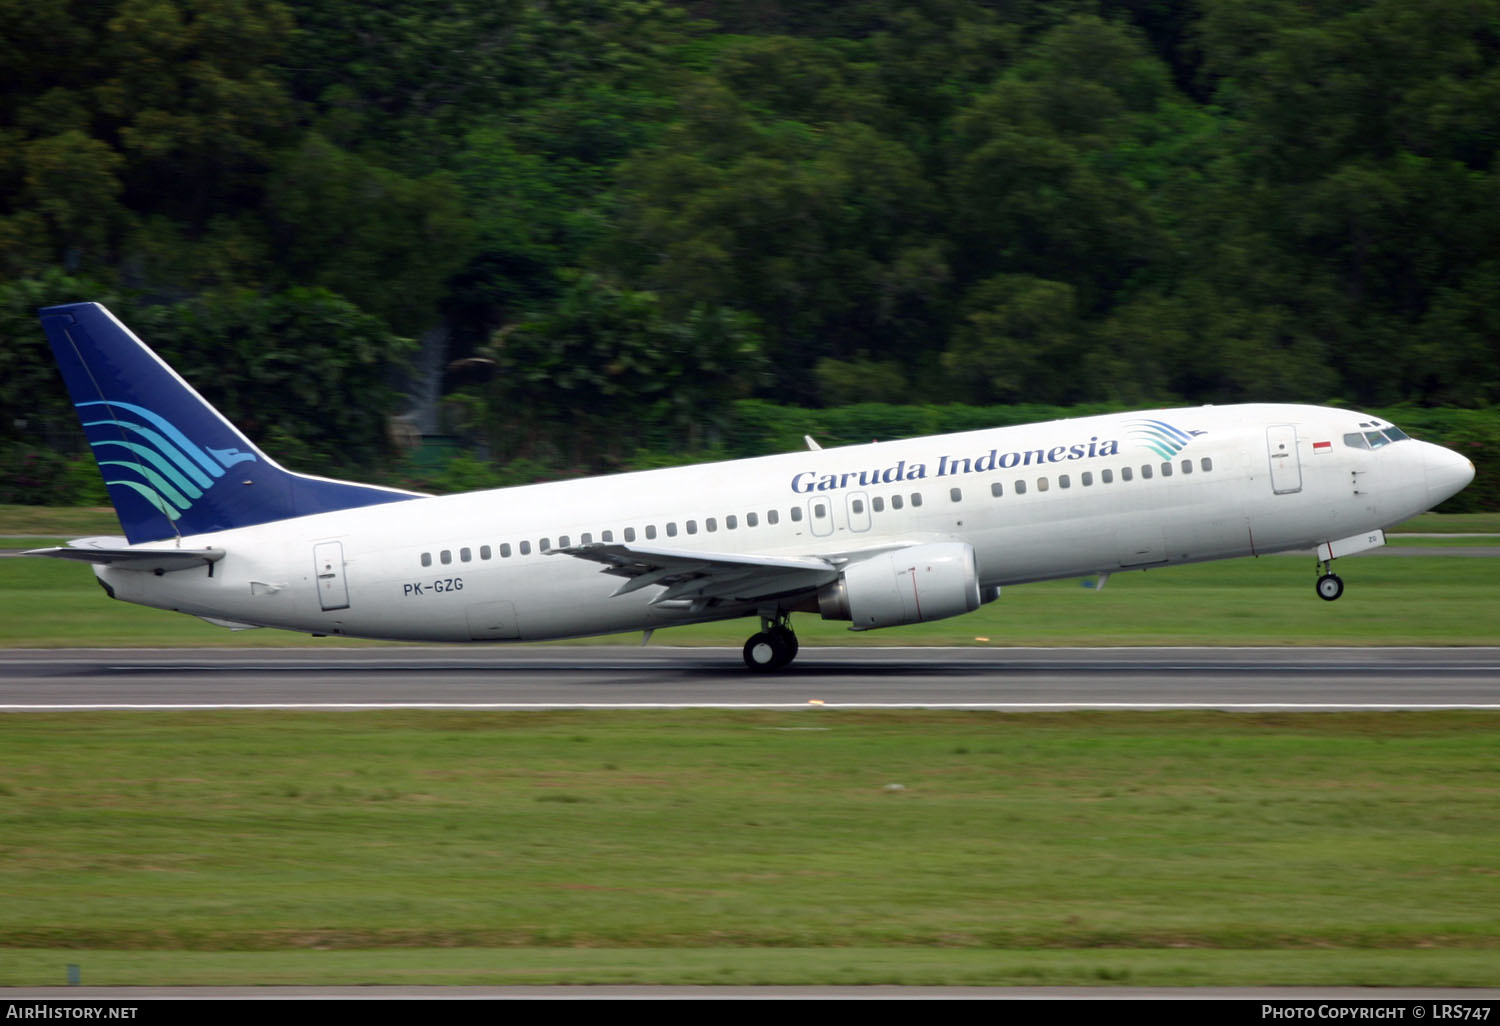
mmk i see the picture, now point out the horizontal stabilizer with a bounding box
[24,541,225,573]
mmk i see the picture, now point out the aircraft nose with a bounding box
[1422,442,1475,507]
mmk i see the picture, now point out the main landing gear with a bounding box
[1315,556,1344,602]
[743,612,799,671]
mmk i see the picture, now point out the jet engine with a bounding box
[817,541,997,630]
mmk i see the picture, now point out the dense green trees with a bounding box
[462,273,765,465]
[1,0,1497,503]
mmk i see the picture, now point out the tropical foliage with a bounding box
[1,1,1496,504]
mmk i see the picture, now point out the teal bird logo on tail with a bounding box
[79,400,256,521]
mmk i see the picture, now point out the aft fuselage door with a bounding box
[1266,425,1303,495]
[314,540,350,611]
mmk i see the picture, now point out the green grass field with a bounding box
[1,711,1497,986]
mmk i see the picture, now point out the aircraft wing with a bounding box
[553,543,840,607]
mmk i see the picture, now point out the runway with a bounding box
[2,646,1499,709]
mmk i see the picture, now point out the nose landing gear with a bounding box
[743,612,799,671]
[1315,556,1344,601]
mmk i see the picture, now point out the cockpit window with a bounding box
[1347,426,1410,450]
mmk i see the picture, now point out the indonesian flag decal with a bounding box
[1313,440,1332,454]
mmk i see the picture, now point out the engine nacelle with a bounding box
[818,542,993,630]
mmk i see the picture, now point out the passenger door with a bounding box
[313,541,350,611]
[1266,425,1303,495]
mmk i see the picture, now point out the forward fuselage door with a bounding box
[1266,425,1303,495]
[313,540,350,611]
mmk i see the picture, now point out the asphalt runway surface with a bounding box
[2,646,1499,709]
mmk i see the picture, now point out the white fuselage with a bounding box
[95,404,1473,642]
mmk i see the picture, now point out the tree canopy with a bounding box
[2,0,1498,498]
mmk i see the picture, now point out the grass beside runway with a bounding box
[4,545,1498,647]
[0,710,1496,986]
[6,949,1500,988]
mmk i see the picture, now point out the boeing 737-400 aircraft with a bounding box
[27,303,1476,669]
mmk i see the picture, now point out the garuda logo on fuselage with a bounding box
[78,400,256,521]
[1126,419,1206,460]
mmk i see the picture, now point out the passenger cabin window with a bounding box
[1036,477,1049,492]
[1082,471,1093,486]
[767,510,779,525]
[520,540,531,555]
[911,493,923,507]
[1015,480,1027,495]
[1059,474,1070,489]
[558,535,570,548]
[1102,469,1113,484]
[686,520,697,535]
[748,512,759,527]
[540,538,551,552]
[891,495,903,510]
[873,497,885,512]
[852,498,865,514]
[624,527,636,542]
[1141,465,1152,480]
[441,550,452,565]
[791,507,803,522]
[706,518,716,532]
[1121,467,1133,482]
[480,545,491,560]
[500,543,512,557]
[990,482,1003,498]
[421,552,432,567]
[666,523,677,537]
[1201,457,1213,472]
[460,547,471,562]
[646,525,657,539]
[1181,460,1192,474]
[726,515,737,529]
[949,487,962,502]
[602,531,613,543]
[1160,462,1172,477]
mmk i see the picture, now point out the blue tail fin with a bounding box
[41,302,422,544]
